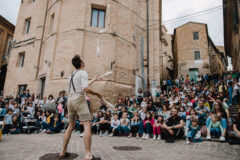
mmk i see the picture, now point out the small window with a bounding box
[49,13,55,34]
[24,18,31,34]
[91,8,106,28]
[193,32,199,40]
[17,52,25,67]
[194,51,201,60]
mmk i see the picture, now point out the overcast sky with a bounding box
[163,0,224,46]
[0,0,224,46]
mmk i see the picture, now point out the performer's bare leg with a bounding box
[60,121,76,157]
[83,120,92,159]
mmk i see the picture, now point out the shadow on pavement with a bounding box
[39,153,102,160]
[39,153,78,160]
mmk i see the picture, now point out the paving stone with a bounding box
[0,134,240,160]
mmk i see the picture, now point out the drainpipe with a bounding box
[35,0,49,79]
[146,0,150,89]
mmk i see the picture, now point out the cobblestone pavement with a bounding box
[0,133,240,160]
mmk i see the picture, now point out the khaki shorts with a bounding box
[67,93,91,122]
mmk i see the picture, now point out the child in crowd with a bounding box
[62,112,69,132]
[186,118,202,144]
[91,113,100,134]
[128,112,140,138]
[178,106,186,121]
[109,114,120,136]
[207,114,225,141]
[142,112,155,139]
[118,112,130,136]
[46,114,61,134]
[153,115,164,140]
[3,109,13,135]
[40,111,52,131]
[185,109,198,135]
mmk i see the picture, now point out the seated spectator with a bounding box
[13,103,20,115]
[47,95,55,104]
[162,107,184,143]
[99,100,107,112]
[186,118,202,144]
[207,114,225,141]
[128,112,140,138]
[46,114,61,134]
[91,112,100,134]
[40,111,53,131]
[0,96,5,108]
[0,103,8,116]
[3,109,13,135]
[158,104,170,120]
[109,114,120,136]
[138,107,147,136]
[206,103,227,140]
[118,112,130,136]
[9,115,21,134]
[195,100,210,126]
[128,103,138,119]
[27,102,35,117]
[142,112,154,139]
[153,115,164,140]
[229,107,240,144]
[99,111,111,136]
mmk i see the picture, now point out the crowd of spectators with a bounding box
[1,73,240,145]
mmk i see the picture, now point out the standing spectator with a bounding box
[136,88,143,104]
[56,91,67,110]
[15,95,21,105]
[3,109,13,135]
[143,89,151,98]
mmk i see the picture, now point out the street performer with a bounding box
[60,55,102,160]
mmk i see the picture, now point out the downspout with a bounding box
[35,0,49,79]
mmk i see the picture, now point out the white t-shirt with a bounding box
[69,70,88,93]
